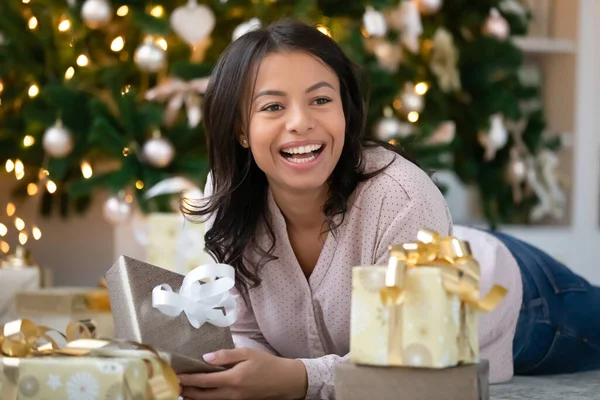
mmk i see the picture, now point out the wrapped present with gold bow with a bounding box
[349,228,508,368]
[0,319,179,399]
[105,255,236,374]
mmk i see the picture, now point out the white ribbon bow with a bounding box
[152,263,238,329]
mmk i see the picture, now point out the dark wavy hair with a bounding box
[183,19,411,298]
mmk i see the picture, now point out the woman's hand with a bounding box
[178,348,308,400]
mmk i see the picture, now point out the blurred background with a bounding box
[0,0,598,294]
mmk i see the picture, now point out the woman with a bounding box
[177,19,600,400]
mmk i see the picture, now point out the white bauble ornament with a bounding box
[482,8,510,40]
[134,37,167,73]
[103,196,131,225]
[232,18,261,41]
[81,0,112,29]
[43,120,74,158]
[143,135,175,168]
[363,6,387,37]
[373,41,403,73]
[399,83,425,114]
[415,0,444,15]
[170,1,216,46]
[478,114,508,161]
[374,109,413,141]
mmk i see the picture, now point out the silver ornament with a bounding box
[43,120,74,158]
[399,84,425,114]
[415,0,444,15]
[374,109,413,141]
[134,37,167,73]
[143,134,175,168]
[81,0,112,29]
[103,195,131,225]
[482,8,510,40]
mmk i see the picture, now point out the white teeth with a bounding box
[287,154,316,163]
[281,144,322,155]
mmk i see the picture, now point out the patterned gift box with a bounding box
[350,229,507,368]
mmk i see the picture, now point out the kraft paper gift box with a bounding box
[335,359,490,400]
[105,255,236,374]
[350,229,507,368]
[0,319,178,400]
[14,287,114,338]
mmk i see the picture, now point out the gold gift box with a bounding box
[350,229,507,368]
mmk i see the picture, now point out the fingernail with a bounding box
[203,353,216,362]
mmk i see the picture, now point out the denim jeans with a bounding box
[489,231,600,375]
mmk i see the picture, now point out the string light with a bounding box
[19,232,28,245]
[77,54,89,67]
[0,241,9,254]
[27,183,38,196]
[22,0,31,3]
[32,226,42,240]
[117,5,129,16]
[6,203,16,217]
[150,5,164,17]
[121,85,131,95]
[23,135,35,147]
[415,82,429,95]
[135,180,144,189]
[58,19,71,32]
[316,24,332,37]
[46,180,57,194]
[0,223,7,236]
[125,194,133,203]
[28,84,39,97]
[407,111,420,123]
[156,38,167,50]
[14,217,25,231]
[111,36,125,52]
[14,159,25,180]
[80,161,93,179]
[5,159,14,173]
[65,66,75,80]
[28,16,38,30]
[0,81,4,93]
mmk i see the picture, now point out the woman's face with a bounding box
[245,50,346,195]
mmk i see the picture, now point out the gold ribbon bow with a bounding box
[0,319,178,400]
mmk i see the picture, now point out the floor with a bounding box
[490,371,600,399]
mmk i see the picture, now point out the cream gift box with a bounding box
[350,229,507,368]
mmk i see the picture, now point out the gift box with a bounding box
[14,287,114,338]
[350,229,507,368]
[0,319,178,399]
[335,359,490,400]
[0,263,40,325]
[105,255,236,374]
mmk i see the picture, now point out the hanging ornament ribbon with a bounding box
[146,76,210,128]
[152,263,237,329]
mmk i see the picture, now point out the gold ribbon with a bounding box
[0,319,178,400]
[380,228,508,364]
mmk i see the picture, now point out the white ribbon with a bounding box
[152,263,237,328]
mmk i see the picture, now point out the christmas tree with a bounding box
[0,0,564,238]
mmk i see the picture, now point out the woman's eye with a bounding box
[262,104,283,112]
[313,97,331,105]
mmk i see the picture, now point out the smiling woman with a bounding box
[179,19,452,400]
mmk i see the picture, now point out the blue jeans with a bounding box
[489,231,600,375]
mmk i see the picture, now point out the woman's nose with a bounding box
[285,104,314,134]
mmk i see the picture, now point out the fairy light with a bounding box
[0,223,7,236]
[135,180,144,189]
[415,82,429,95]
[77,54,89,67]
[5,159,14,173]
[27,183,38,196]
[80,161,93,179]
[0,241,9,254]
[0,81,4,93]
[407,111,420,123]
[23,135,35,147]
[32,226,42,240]
[14,159,25,180]
[58,19,71,32]
[14,217,25,231]
[28,16,38,30]
[117,5,129,16]
[19,232,28,245]
[22,0,31,3]
[46,180,57,194]
[156,38,167,50]
[150,5,164,17]
[111,36,125,52]
[125,194,133,203]
[28,84,39,97]
[121,85,131,95]
[316,24,332,37]
[65,66,75,80]
[6,203,16,217]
